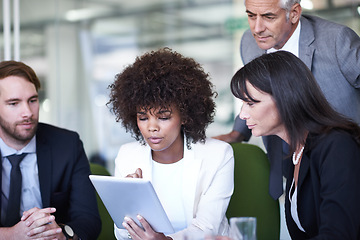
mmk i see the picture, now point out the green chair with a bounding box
[90,163,116,240]
[226,143,280,240]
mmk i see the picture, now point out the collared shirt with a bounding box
[1,136,42,224]
[267,21,301,57]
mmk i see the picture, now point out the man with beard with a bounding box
[0,61,101,240]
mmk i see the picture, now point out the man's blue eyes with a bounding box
[8,99,38,105]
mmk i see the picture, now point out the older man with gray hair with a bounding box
[214,0,360,200]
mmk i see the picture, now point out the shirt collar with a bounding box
[0,136,36,157]
[267,21,301,57]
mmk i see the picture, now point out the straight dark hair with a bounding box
[231,51,360,154]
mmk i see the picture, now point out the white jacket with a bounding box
[114,138,234,240]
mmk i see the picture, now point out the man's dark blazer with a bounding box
[0,123,101,240]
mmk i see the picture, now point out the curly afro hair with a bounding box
[108,47,217,147]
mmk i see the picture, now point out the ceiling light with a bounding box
[65,8,111,22]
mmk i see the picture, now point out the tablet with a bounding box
[89,175,174,234]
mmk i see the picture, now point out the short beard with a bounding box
[0,116,38,145]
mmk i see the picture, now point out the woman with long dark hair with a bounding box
[231,51,360,239]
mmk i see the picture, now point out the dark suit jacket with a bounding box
[0,123,101,240]
[283,131,360,239]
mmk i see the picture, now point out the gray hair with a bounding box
[244,0,301,19]
[280,0,301,12]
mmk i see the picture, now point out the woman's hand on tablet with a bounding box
[123,215,171,240]
[126,168,143,178]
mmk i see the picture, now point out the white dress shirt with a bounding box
[1,136,42,224]
[267,21,301,57]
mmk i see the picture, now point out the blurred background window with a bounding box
[1,0,359,172]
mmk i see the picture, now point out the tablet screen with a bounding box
[89,175,174,234]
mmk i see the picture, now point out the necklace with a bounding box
[292,145,305,165]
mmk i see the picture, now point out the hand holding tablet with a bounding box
[89,175,174,234]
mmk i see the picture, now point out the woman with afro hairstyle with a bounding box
[108,48,234,240]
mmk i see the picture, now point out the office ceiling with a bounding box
[3,0,358,26]
[0,0,359,60]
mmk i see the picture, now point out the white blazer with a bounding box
[114,138,234,240]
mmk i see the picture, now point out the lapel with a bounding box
[284,156,294,196]
[181,142,202,221]
[297,135,314,192]
[36,124,53,207]
[297,149,310,192]
[299,15,315,70]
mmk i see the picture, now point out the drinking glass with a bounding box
[229,217,256,240]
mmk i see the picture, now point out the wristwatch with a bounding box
[59,224,75,240]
